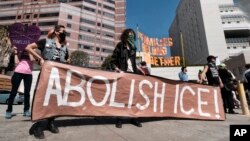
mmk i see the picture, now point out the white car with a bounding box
[0,90,24,104]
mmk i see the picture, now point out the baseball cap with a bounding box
[207,55,216,62]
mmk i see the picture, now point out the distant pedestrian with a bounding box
[179,66,188,82]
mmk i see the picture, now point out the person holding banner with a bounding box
[110,28,142,128]
[5,47,34,119]
[25,25,69,139]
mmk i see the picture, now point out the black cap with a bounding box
[207,55,216,62]
[245,64,250,69]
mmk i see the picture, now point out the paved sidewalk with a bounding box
[0,104,249,141]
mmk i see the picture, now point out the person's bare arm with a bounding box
[200,65,208,83]
[25,43,44,65]
[13,47,19,65]
[219,77,224,88]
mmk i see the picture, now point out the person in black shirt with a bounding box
[110,28,142,128]
[201,55,223,87]
[218,63,238,114]
[25,25,69,139]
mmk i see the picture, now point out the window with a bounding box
[83,6,95,13]
[0,16,16,20]
[84,45,93,50]
[67,23,72,28]
[58,0,67,2]
[78,44,93,50]
[228,21,231,24]
[80,18,96,25]
[38,21,57,26]
[103,5,115,11]
[236,21,240,23]
[103,32,114,38]
[222,22,225,24]
[71,0,83,2]
[243,46,246,49]
[80,26,96,33]
[96,47,100,51]
[25,15,31,19]
[0,3,22,8]
[103,40,114,46]
[83,0,97,5]
[79,35,83,39]
[68,15,72,19]
[102,24,115,30]
[104,0,115,4]
[97,23,101,27]
[66,32,70,37]
[39,13,59,18]
[79,35,95,42]
[227,47,230,49]
[103,12,115,19]
[233,46,236,49]
[102,48,113,53]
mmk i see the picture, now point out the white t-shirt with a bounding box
[127,58,133,72]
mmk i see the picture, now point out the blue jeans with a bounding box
[6,72,32,112]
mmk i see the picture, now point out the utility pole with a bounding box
[180,31,185,66]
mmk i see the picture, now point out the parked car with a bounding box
[0,90,24,104]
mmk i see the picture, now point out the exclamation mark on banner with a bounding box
[214,89,220,119]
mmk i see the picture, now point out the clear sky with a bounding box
[126,0,180,38]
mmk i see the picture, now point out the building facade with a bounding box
[220,1,250,56]
[169,0,250,65]
[0,0,126,67]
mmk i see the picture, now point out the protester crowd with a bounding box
[179,56,250,114]
[1,24,249,139]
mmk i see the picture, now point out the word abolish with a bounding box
[43,67,166,113]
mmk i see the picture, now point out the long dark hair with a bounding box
[120,28,136,43]
[47,25,65,39]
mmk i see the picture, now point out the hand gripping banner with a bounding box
[32,61,225,121]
